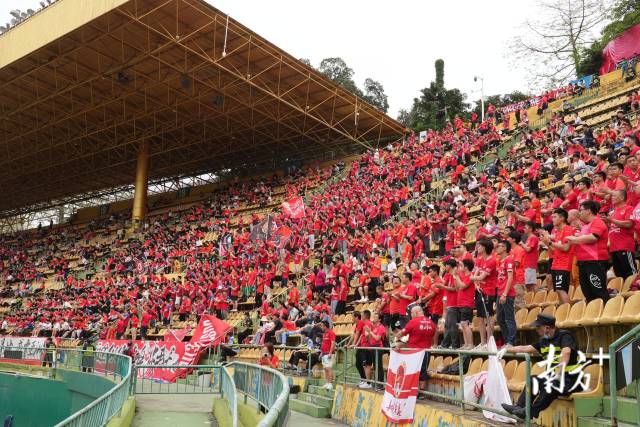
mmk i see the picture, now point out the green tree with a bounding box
[403,60,469,131]
[362,78,389,113]
[511,0,608,88]
[317,57,362,96]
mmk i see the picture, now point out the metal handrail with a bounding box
[608,322,640,427]
[219,364,238,427]
[0,345,132,427]
[228,361,290,427]
[336,345,532,427]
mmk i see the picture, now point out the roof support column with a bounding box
[131,139,149,229]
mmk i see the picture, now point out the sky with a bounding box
[1,0,540,117]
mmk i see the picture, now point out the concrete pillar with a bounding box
[131,140,149,229]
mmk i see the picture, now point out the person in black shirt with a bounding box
[500,314,585,420]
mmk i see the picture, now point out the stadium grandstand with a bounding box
[1,1,640,427]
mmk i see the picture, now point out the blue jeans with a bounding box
[497,296,516,345]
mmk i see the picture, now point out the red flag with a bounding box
[381,348,425,424]
[281,196,306,219]
[164,326,191,342]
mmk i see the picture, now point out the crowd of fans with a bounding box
[1,84,640,392]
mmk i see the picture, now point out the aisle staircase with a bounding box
[289,381,336,418]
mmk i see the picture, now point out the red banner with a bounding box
[164,326,191,342]
[601,23,640,74]
[97,314,231,382]
[381,348,425,424]
[281,196,306,219]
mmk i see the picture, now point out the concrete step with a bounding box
[289,398,331,418]
[296,392,334,410]
[578,417,638,427]
[602,396,640,425]
[307,384,337,399]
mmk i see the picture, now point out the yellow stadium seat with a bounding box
[508,362,544,392]
[542,305,556,317]
[466,358,484,376]
[515,308,528,328]
[621,275,637,297]
[607,277,623,293]
[527,291,547,308]
[561,365,604,400]
[559,301,586,328]
[524,291,534,306]
[576,298,604,326]
[596,295,624,324]
[480,358,489,372]
[428,356,443,372]
[503,360,518,380]
[618,293,640,323]
[540,291,558,307]
[521,307,541,330]
[572,286,585,302]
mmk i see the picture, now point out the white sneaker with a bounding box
[359,382,372,389]
[323,383,333,390]
[473,344,487,352]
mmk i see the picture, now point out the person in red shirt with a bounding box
[452,259,475,349]
[419,265,443,326]
[287,282,300,307]
[470,239,497,350]
[361,312,387,386]
[567,200,610,302]
[140,308,157,340]
[495,240,516,347]
[353,310,373,387]
[539,208,575,305]
[395,305,436,391]
[440,258,461,349]
[319,320,336,390]
[603,190,637,279]
[375,284,391,327]
[506,231,526,309]
[391,272,418,330]
[522,222,540,292]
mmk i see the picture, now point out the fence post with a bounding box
[256,368,263,414]
[457,354,465,413]
[524,354,531,427]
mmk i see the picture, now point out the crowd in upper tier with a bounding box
[1,88,640,365]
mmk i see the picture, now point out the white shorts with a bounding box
[321,354,334,368]
[524,268,537,285]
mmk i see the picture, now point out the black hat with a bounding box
[530,313,556,328]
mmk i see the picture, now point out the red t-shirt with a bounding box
[474,255,497,295]
[608,205,635,252]
[424,277,443,316]
[456,273,475,308]
[362,324,386,347]
[550,226,576,271]
[401,316,435,349]
[510,245,525,284]
[442,272,458,308]
[523,235,539,269]
[320,329,336,354]
[575,217,609,261]
[397,283,418,315]
[496,255,516,297]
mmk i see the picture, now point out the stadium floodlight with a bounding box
[10,10,21,18]
[27,9,35,14]
[47,0,53,4]
[474,75,485,122]
[40,2,46,7]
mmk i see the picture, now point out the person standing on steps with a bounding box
[320,320,336,390]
